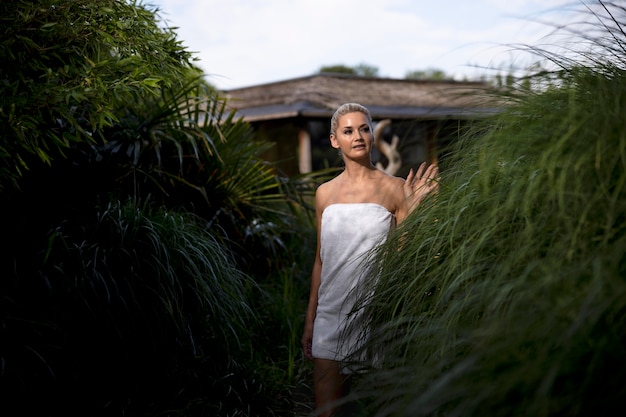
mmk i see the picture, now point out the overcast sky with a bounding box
[148,0,586,90]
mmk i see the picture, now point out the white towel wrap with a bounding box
[312,203,394,368]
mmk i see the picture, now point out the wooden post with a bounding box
[298,129,312,173]
[427,122,439,165]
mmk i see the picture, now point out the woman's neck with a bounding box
[341,158,377,182]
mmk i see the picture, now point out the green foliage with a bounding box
[404,68,449,80]
[350,2,626,416]
[0,0,196,190]
[353,63,380,77]
[0,1,319,416]
[318,63,380,77]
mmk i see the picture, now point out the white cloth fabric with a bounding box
[312,203,394,366]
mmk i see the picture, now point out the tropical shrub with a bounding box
[0,1,317,416]
[0,0,196,191]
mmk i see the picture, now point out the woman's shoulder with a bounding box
[315,177,335,197]
[318,171,348,191]
[314,178,338,214]
[375,170,406,210]
[377,169,405,188]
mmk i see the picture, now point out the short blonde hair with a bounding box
[329,103,373,135]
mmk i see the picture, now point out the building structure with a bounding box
[222,73,500,177]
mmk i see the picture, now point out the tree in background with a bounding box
[319,64,454,81]
[404,67,449,80]
[318,62,380,77]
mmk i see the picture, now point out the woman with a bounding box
[301,103,438,416]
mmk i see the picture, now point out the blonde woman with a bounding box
[301,103,438,416]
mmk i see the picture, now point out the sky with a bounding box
[147,0,585,90]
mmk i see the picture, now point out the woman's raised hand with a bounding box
[404,162,439,210]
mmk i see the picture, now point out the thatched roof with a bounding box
[222,73,501,122]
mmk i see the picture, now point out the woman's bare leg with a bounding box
[313,358,348,417]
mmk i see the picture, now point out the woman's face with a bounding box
[330,112,373,158]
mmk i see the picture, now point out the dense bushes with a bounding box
[0,1,317,416]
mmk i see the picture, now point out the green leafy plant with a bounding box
[0,1,320,416]
[0,0,195,190]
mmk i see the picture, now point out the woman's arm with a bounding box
[301,186,326,360]
[302,247,321,360]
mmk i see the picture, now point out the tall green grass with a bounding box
[350,2,626,416]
